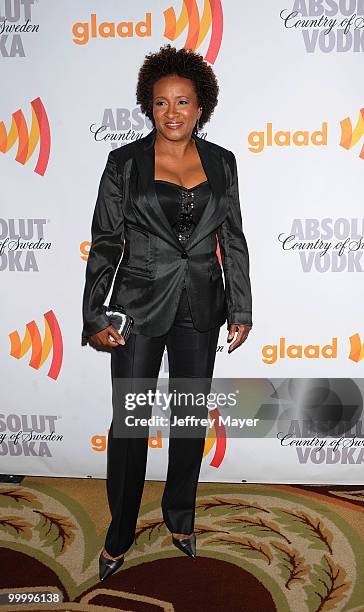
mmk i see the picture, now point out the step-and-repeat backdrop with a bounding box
[2,0,364,483]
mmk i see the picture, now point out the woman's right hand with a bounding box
[89,326,125,348]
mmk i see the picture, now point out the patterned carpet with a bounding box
[0,478,364,611]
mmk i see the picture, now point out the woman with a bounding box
[81,44,253,582]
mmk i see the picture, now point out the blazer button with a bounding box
[181,252,188,258]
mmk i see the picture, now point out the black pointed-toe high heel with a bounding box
[172,532,196,559]
[99,550,124,581]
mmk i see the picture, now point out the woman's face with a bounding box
[152,74,202,141]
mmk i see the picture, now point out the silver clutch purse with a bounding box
[103,304,134,343]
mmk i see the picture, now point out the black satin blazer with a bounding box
[81,127,252,343]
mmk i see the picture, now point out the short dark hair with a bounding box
[136,44,219,134]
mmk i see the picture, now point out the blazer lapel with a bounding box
[134,128,183,251]
[184,132,227,250]
[133,127,228,252]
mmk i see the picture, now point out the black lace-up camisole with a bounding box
[154,179,211,243]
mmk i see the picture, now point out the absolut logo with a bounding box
[0,218,51,271]
[90,107,153,146]
[0,413,63,457]
[280,1,364,53]
[0,0,40,57]
[278,218,364,272]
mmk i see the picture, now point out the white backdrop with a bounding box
[1,0,364,482]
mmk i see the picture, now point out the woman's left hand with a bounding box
[227,324,252,353]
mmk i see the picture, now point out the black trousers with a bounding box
[104,286,221,557]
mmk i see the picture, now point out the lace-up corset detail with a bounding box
[154,180,211,243]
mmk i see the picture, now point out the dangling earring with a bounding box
[195,109,201,131]
[193,108,202,135]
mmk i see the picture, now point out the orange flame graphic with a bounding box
[0,97,51,175]
[349,332,364,362]
[164,0,223,64]
[203,407,226,467]
[9,310,63,380]
[340,108,364,160]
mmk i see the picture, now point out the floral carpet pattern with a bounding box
[0,478,363,611]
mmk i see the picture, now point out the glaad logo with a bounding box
[91,410,227,468]
[247,122,327,153]
[278,218,364,272]
[92,429,164,452]
[280,1,364,53]
[248,112,364,158]
[263,336,364,364]
[163,0,224,64]
[71,2,224,64]
[90,107,153,146]
[340,107,364,159]
[0,97,51,176]
[72,13,151,45]
[9,310,63,380]
[0,413,63,457]
[0,218,51,271]
[262,338,338,364]
[0,0,40,57]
